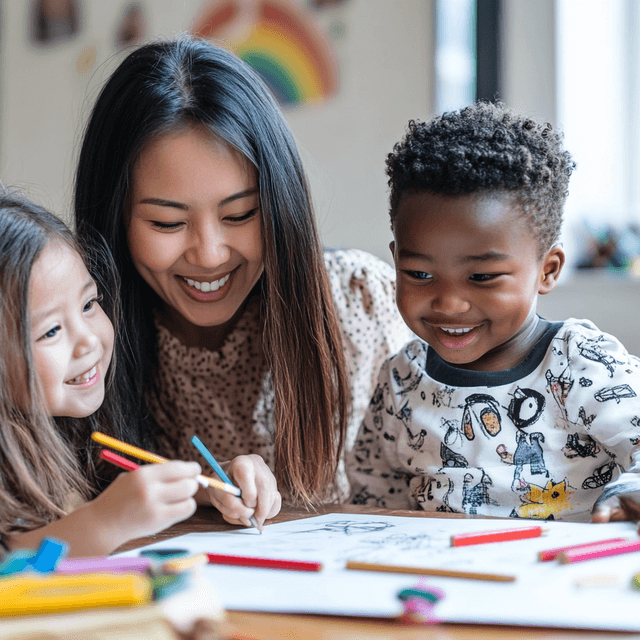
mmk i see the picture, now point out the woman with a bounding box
[74,35,411,511]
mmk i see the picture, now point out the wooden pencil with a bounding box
[345,560,516,582]
[92,432,241,496]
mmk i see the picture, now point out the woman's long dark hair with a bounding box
[0,191,122,535]
[74,35,349,503]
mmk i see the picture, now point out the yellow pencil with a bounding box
[92,432,241,496]
[345,561,516,582]
[162,553,209,573]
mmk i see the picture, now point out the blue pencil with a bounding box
[190,435,262,533]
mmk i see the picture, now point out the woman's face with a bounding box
[127,127,264,332]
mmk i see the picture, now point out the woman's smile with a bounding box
[177,270,234,302]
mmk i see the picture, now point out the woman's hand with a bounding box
[206,454,281,530]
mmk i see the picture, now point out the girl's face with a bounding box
[391,191,563,371]
[30,242,114,417]
[126,127,264,339]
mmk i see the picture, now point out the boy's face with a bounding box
[391,191,563,371]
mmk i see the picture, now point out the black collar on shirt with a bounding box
[425,319,564,387]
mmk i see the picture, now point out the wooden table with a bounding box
[117,504,640,640]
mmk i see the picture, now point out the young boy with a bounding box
[347,102,640,523]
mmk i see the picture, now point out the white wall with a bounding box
[0,0,433,266]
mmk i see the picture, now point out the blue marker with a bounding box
[190,435,262,533]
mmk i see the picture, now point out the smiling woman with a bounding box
[74,35,411,507]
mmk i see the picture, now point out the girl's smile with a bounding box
[30,241,114,417]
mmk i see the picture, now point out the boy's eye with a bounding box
[469,273,498,282]
[407,270,432,281]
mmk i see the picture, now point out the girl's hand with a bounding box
[206,454,281,529]
[89,461,201,547]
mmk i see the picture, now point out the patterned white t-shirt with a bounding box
[347,318,640,521]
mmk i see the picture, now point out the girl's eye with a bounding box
[83,295,102,312]
[407,270,432,281]
[150,221,183,230]
[41,325,60,340]
[469,273,498,282]
[226,208,259,223]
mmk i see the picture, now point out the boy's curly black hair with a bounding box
[386,101,576,253]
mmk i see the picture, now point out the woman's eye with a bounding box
[226,208,259,223]
[150,221,183,230]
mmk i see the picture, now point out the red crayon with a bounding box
[206,553,322,572]
[451,525,546,547]
[538,537,627,562]
[557,538,640,564]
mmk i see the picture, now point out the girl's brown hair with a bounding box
[0,192,122,535]
[74,36,350,503]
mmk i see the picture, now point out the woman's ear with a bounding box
[538,244,565,295]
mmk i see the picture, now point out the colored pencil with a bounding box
[100,448,213,490]
[189,435,262,533]
[345,560,516,582]
[57,556,152,574]
[206,553,322,572]
[557,538,640,564]
[92,432,240,496]
[163,553,209,573]
[538,537,627,562]
[451,525,546,547]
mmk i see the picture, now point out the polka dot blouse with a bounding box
[151,249,414,501]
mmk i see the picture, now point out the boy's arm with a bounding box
[592,448,640,523]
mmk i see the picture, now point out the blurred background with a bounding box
[2,0,640,352]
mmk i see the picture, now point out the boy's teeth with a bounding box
[440,327,473,335]
[69,366,97,384]
[184,273,230,292]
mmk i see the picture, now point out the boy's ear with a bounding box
[538,245,565,295]
[389,240,395,258]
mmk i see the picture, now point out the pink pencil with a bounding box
[538,537,627,562]
[557,538,640,564]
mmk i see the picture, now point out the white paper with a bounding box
[123,513,640,630]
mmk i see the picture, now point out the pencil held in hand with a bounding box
[92,432,240,496]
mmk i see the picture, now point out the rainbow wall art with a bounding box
[193,0,339,106]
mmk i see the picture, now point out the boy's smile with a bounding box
[391,191,564,371]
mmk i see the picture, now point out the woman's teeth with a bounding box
[440,327,473,335]
[184,273,230,292]
[68,366,97,384]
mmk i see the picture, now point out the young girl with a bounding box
[0,192,264,557]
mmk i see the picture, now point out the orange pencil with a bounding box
[451,525,546,547]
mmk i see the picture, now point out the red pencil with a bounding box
[538,537,627,562]
[557,538,640,564]
[100,449,139,471]
[206,553,322,572]
[451,525,546,547]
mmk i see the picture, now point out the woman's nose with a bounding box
[185,224,231,268]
